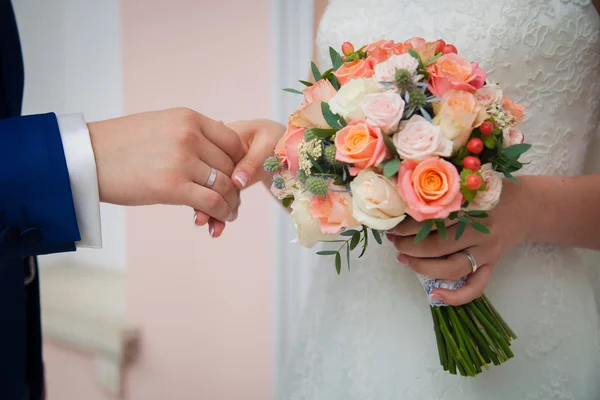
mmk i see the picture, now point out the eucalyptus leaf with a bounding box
[455,220,467,240]
[503,171,519,183]
[305,127,337,139]
[335,252,341,275]
[311,62,322,81]
[299,80,313,87]
[283,88,302,94]
[329,46,344,70]
[435,220,447,240]
[329,74,341,90]
[415,220,433,243]
[359,227,369,258]
[350,232,361,250]
[346,245,351,271]
[381,133,400,157]
[306,153,324,173]
[317,250,338,256]
[372,229,383,245]
[382,158,401,178]
[408,48,423,65]
[502,143,532,158]
[321,102,341,129]
[341,229,359,237]
[470,221,491,234]
[467,210,488,218]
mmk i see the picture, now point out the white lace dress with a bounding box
[276,1,600,399]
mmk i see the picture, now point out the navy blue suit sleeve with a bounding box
[0,113,80,258]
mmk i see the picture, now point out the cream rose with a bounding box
[502,126,524,148]
[361,92,405,134]
[466,164,502,211]
[393,115,453,160]
[290,190,335,248]
[374,53,420,83]
[433,89,489,151]
[328,78,382,121]
[475,84,503,106]
[350,170,407,230]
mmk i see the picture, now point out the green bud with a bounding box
[263,156,282,172]
[305,177,329,197]
[273,176,286,190]
[395,69,415,91]
[408,89,426,109]
[296,169,308,183]
[324,145,341,167]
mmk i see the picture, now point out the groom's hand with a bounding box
[88,108,245,222]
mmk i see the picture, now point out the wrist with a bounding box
[507,176,544,243]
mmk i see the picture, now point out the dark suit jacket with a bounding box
[0,1,82,398]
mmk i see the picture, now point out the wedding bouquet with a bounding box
[265,38,529,377]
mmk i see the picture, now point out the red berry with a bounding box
[463,156,481,172]
[466,174,483,190]
[480,121,494,136]
[342,42,355,57]
[435,40,446,54]
[466,138,484,154]
[442,44,458,55]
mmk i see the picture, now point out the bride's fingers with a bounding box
[391,228,477,258]
[194,210,210,227]
[207,217,226,238]
[387,217,458,237]
[397,246,484,280]
[430,264,493,306]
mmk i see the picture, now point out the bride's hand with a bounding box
[386,179,528,306]
[194,119,286,237]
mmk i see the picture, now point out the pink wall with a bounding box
[123,1,273,400]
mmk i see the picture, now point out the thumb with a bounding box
[232,134,272,189]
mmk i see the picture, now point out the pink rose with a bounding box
[466,164,502,211]
[303,79,337,103]
[427,53,486,97]
[502,126,524,147]
[365,39,395,63]
[361,92,405,134]
[393,115,453,160]
[334,58,376,85]
[274,124,305,174]
[374,53,420,83]
[475,85,503,106]
[310,189,359,234]
[397,158,463,221]
[334,120,391,176]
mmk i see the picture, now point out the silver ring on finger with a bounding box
[204,167,218,189]
[461,249,478,274]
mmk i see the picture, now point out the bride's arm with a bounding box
[517,174,600,249]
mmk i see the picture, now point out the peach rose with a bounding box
[397,158,463,221]
[365,39,395,63]
[428,53,486,97]
[502,96,525,122]
[433,89,489,151]
[334,58,376,85]
[274,124,305,174]
[290,79,338,129]
[335,120,391,176]
[310,189,359,234]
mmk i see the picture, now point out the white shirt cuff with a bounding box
[56,113,103,248]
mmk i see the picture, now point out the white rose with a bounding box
[466,164,503,211]
[374,53,419,83]
[393,115,453,160]
[361,92,405,134]
[350,170,407,230]
[328,78,382,121]
[502,126,524,148]
[270,169,298,200]
[290,190,335,248]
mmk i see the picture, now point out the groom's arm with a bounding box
[0,113,102,258]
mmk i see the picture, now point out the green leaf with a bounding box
[359,227,369,258]
[408,48,423,65]
[317,250,338,256]
[305,127,337,139]
[306,153,325,173]
[461,187,477,202]
[346,244,351,271]
[381,158,401,178]
[467,210,488,218]
[502,143,532,158]
[311,61,322,82]
[320,68,334,79]
[333,175,345,186]
[372,229,383,245]
[329,46,344,71]
[415,220,433,243]
[345,53,359,63]
[470,221,491,234]
[283,88,302,94]
[350,232,361,250]
[455,220,467,240]
[282,195,294,208]
[335,252,341,275]
[381,133,400,157]
[299,80,313,87]
[321,102,341,129]
[435,220,447,240]
[341,229,359,237]
[503,171,519,183]
[328,74,341,90]
[448,211,460,220]
[424,52,442,66]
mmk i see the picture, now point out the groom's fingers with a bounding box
[194,113,245,165]
[431,264,493,306]
[181,182,233,222]
[190,160,240,213]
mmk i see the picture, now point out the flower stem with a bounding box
[482,294,518,340]
[431,307,447,369]
[449,307,481,375]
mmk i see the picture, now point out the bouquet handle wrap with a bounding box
[416,273,465,307]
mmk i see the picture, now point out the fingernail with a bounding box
[430,294,443,302]
[227,212,237,222]
[193,213,200,227]
[208,222,215,238]
[234,171,248,188]
[396,253,409,264]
